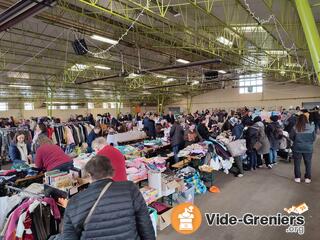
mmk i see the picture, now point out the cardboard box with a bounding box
[158,208,173,231]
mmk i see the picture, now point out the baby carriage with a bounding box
[278,131,293,162]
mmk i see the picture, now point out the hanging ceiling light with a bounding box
[94,65,111,70]
[163,78,176,83]
[216,36,233,47]
[191,80,200,86]
[90,34,118,45]
[176,59,190,64]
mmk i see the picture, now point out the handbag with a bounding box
[83,182,112,228]
[253,141,262,151]
[226,139,247,157]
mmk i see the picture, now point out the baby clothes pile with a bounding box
[115,145,137,155]
[143,157,167,172]
[178,143,207,158]
[125,157,148,182]
[175,167,207,195]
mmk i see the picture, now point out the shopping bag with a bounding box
[226,139,247,157]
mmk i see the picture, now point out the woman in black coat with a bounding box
[62,155,155,240]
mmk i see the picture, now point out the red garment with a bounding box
[35,144,71,171]
[47,128,54,139]
[97,146,127,181]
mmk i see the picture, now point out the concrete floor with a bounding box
[158,138,320,240]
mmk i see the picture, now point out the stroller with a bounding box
[278,131,293,162]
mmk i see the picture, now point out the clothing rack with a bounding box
[5,184,45,198]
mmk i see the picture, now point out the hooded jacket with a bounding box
[252,121,270,155]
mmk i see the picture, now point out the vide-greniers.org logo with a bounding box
[205,213,305,235]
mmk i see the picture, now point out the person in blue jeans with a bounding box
[243,119,259,170]
[266,115,282,165]
[290,114,316,184]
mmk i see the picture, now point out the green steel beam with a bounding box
[295,0,320,81]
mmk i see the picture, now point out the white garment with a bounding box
[0,195,22,231]
[17,143,28,161]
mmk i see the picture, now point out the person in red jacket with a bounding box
[35,135,73,171]
[92,137,127,181]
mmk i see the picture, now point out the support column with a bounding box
[295,0,320,81]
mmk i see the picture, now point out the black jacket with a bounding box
[266,121,282,150]
[197,123,210,140]
[170,123,184,146]
[165,114,175,124]
[244,126,259,152]
[62,179,155,240]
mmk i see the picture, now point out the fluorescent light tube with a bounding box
[9,85,31,88]
[91,35,118,45]
[163,78,176,83]
[218,70,227,74]
[94,65,111,70]
[176,59,190,64]
[191,80,200,86]
[217,36,233,47]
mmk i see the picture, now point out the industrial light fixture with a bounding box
[266,50,288,56]
[7,72,29,79]
[163,78,176,83]
[90,34,118,45]
[94,65,111,70]
[217,36,233,47]
[154,74,167,78]
[285,63,301,68]
[176,59,190,64]
[232,26,265,33]
[126,73,141,79]
[218,70,227,74]
[9,85,31,88]
[69,64,89,71]
[191,80,200,86]
[142,91,151,95]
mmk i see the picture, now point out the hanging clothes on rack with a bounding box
[1,185,61,240]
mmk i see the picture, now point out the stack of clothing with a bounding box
[143,157,167,172]
[115,145,137,155]
[178,143,207,158]
[175,167,207,194]
[139,186,159,205]
[125,157,148,182]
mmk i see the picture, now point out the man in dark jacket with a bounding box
[62,155,155,240]
[197,118,211,141]
[170,120,185,162]
[165,111,175,124]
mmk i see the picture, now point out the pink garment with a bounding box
[4,199,31,240]
[65,126,75,145]
[4,198,60,240]
[126,167,139,174]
